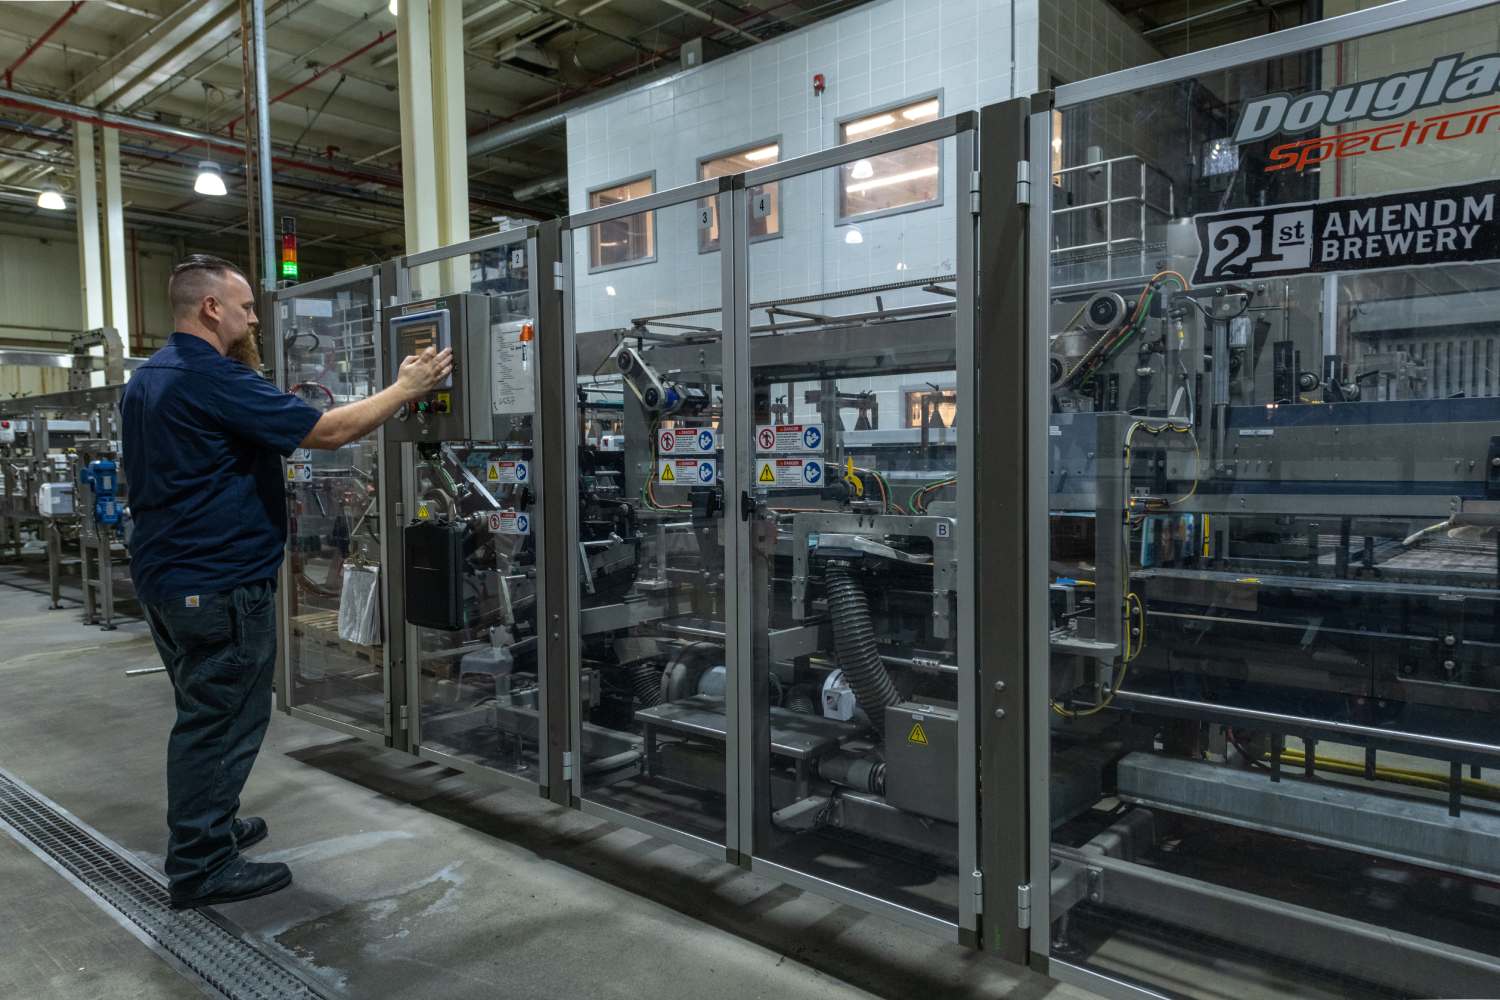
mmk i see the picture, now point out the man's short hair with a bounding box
[169,254,248,315]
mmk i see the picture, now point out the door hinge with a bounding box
[969,169,981,215]
[1017,883,1032,930]
[972,869,984,915]
[1015,161,1032,206]
[552,260,566,292]
[398,704,409,730]
[562,750,574,780]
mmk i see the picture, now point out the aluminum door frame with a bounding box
[560,177,747,862]
[729,112,983,943]
[271,265,392,745]
[391,227,551,797]
[1023,0,1500,993]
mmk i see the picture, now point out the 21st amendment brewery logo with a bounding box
[1233,52,1500,172]
[1192,179,1500,284]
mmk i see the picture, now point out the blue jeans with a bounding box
[143,580,277,894]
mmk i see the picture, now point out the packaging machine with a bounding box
[262,9,1500,990]
[0,385,134,626]
[1033,4,1500,994]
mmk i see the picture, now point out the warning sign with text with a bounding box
[658,458,718,485]
[486,510,531,535]
[1192,178,1500,283]
[755,457,824,488]
[486,460,530,486]
[656,427,719,455]
[755,423,824,454]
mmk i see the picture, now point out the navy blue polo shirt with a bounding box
[121,333,322,603]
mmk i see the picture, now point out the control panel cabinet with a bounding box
[385,292,506,442]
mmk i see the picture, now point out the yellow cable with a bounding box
[1276,749,1500,802]
[1052,592,1142,718]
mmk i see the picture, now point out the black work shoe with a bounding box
[232,816,268,850]
[169,859,291,910]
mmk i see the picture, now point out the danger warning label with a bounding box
[907,721,929,746]
[486,460,530,485]
[755,458,823,488]
[754,423,824,454]
[285,463,312,483]
[486,509,531,535]
[659,458,717,484]
[657,427,718,455]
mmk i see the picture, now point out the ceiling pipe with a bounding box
[656,0,760,44]
[466,60,682,156]
[0,86,537,214]
[2,2,86,89]
[221,28,395,135]
[511,173,566,200]
[466,0,790,157]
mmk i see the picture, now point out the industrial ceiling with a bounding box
[0,0,869,271]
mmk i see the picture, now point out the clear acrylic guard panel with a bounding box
[570,196,732,844]
[281,279,387,732]
[1043,8,1500,997]
[408,243,543,781]
[746,133,965,922]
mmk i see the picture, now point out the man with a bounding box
[122,254,452,909]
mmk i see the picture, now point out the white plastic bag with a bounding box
[338,564,382,646]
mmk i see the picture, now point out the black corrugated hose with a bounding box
[631,662,663,707]
[824,561,901,740]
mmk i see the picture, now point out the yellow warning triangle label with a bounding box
[660,463,676,482]
[487,465,500,482]
[758,463,776,483]
[286,466,296,482]
[907,722,929,746]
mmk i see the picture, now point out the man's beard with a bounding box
[227,330,264,372]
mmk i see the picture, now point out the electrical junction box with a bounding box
[883,701,960,823]
[37,482,74,517]
[403,518,467,630]
[386,293,531,442]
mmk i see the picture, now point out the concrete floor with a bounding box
[0,576,1093,1000]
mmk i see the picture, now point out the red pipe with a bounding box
[0,92,398,186]
[220,29,395,135]
[0,99,532,214]
[2,1,84,89]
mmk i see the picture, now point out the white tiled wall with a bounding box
[566,0,1032,334]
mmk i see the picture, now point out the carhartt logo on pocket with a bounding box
[185,596,200,608]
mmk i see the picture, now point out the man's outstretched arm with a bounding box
[300,347,453,450]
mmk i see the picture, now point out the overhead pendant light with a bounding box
[850,159,874,180]
[36,183,65,211]
[194,161,227,197]
[388,0,398,13]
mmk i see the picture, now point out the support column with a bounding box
[396,0,440,295]
[431,0,471,295]
[100,127,130,354]
[74,122,104,332]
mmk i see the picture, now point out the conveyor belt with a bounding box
[0,766,329,1000]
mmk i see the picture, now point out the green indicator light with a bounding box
[281,260,299,279]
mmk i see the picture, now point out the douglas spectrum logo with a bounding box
[1231,52,1500,173]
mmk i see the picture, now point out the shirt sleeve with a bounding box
[213,367,324,457]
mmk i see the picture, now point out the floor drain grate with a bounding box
[0,766,329,1000]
